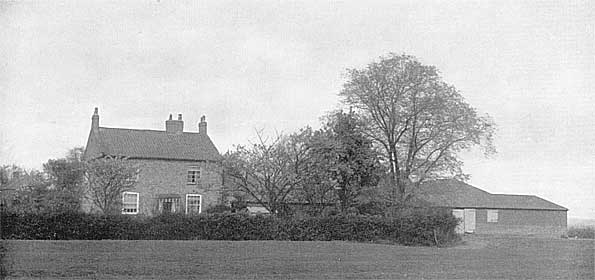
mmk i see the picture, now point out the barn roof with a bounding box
[416,179,567,211]
[85,127,222,162]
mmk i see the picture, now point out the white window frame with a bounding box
[487,209,499,223]
[122,191,139,215]
[158,197,180,214]
[187,167,201,184]
[185,194,202,214]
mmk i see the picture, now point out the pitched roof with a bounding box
[85,127,222,162]
[416,179,567,211]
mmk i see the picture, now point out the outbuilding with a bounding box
[417,179,567,237]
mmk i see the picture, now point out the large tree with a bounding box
[84,156,138,215]
[340,54,495,204]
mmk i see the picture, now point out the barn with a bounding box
[416,179,568,237]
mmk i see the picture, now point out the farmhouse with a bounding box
[83,108,224,216]
[416,179,567,237]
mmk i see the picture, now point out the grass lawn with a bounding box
[1,236,593,279]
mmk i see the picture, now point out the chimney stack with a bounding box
[199,115,207,135]
[91,107,99,131]
[166,113,184,134]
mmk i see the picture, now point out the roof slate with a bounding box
[86,127,222,162]
[416,179,567,211]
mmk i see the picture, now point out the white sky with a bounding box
[1,1,593,218]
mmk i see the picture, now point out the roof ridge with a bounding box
[99,126,200,134]
[491,193,535,197]
[91,126,222,162]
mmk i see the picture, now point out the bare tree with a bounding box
[223,130,306,215]
[84,156,138,215]
[340,54,495,204]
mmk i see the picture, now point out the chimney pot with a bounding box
[166,113,183,134]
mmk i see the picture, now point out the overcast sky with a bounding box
[1,1,593,218]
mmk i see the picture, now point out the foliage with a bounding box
[84,156,138,215]
[1,148,87,214]
[0,240,7,279]
[285,111,383,215]
[314,110,382,211]
[0,166,51,213]
[339,53,495,204]
[567,226,595,239]
[0,209,458,246]
[223,131,306,215]
[42,147,86,212]
[204,204,233,214]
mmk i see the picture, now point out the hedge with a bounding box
[0,209,458,246]
[567,225,595,239]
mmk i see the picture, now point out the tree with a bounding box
[340,54,495,205]
[295,111,382,213]
[223,131,306,215]
[288,127,337,215]
[84,156,138,215]
[0,165,49,213]
[42,147,86,212]
[323,110,382,211]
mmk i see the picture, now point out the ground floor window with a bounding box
[158,196,181,214]
[487,209,499,222]
[122,192,139,214]
[186,194,201,214]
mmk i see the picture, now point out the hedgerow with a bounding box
[0,209,458,246]
[567,225,595,239]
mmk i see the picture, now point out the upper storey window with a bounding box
[187,166,201,184]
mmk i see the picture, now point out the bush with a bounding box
[0,208,458,246]
[0,240,8,279]
[567,226,595,239]
[204,204,232,214]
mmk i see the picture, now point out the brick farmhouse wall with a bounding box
[474,208,567,237]
[131,159,224,216]
[82,158,224,216]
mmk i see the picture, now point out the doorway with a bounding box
[464,209,476,233]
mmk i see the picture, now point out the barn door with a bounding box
[464,209,476,233]
[452,209,465,234]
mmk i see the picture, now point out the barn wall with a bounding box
[474,209,567,237]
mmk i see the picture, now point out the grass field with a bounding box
[1,236,593,279]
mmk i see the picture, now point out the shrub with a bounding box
[0,240,8,279]
[204,204,233,214]
[0,208,458,246]
[567,226,595,239]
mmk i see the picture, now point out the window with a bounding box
[158,195,180,214]
[186,194,201,214]
[487,209,498,223]
[187,167,201,184]
[122,192,139,214]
